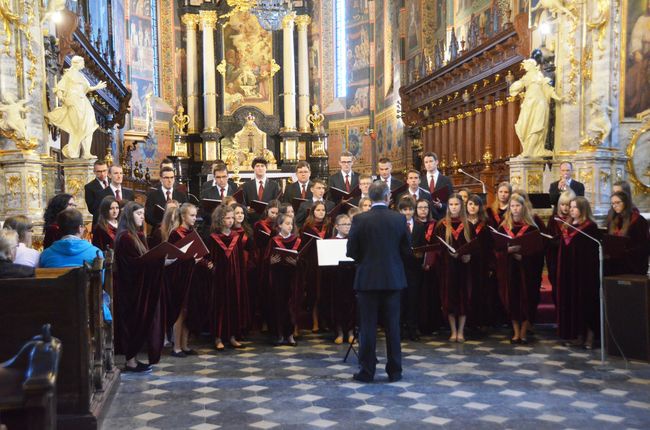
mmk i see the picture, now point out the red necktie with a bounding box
[301,184,306,199]
[258,181,264,200]
[429,175,435,193]
[407,221,412,233]
[166,190,172,203]
[412,193,417,200]
[115,188,122,201]
[220,187,225,200]
[102,180,108,188]
[345,174,350,193]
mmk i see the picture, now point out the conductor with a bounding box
[346,181,411,383]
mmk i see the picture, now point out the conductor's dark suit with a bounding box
[144,186,188,228]
[328,171,359,202]
[346,203,411,381]
[425,173,454,220]
[282,181,313,204]
[241,177,281,205]
[549,179,585,207]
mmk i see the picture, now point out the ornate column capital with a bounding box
[199,10,218,29]
[282,12,296,30]
[181,13,201,29]
[295,15,311,31]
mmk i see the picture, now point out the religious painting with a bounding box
[347,86,369,116]
[348,26,370,80]
[622,0,650,118]
[347,0,370,22]
[347,126,362,158]
[407,0,422,55]
[128,1,155,121]
[455,0,491,23]
[222,12,275,116]
[130,78,154,120]
[112,0,126,76]
[375,1,385,110]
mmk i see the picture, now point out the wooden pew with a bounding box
[0,252,119,430]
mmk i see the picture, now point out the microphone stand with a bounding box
[458,169,487,194]
[555,217,608,368]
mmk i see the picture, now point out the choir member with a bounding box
[145,166,188,229]
[347,206,361,218]
[377,158,404,191]
[330,214,355,344]
[416,198,433,225]
[200,163,238,231]
[99,164,135,204]
[328,151,359,202]
[556,197,600,349]
[458,188,470,203]
[434,194,474,342]
[283,161,313,203]
[545,190,576,305]
[207,205,247,350]
[611,180,639,214]
[234,203,254,237]
[399,197,426,341]
[167,203,200,357]
[296,179,335,227]
[487,182,511,227]
[466,193,495,329]
[422,152,454,220]
[114,202,166,372]
[149,200,180,248]
[349,174,372,206]
[43,193,76,249]
[398,170,432,202]
[3,215,39,268]
[495,194,541,344]
[358,197,372,212]
[300,201,332,333]
[241,157,281,206]
[85,159,109,225]
[605,191,650,276]
[92,196,120,251]
[268,213,301,346]
[232,202,253,335]
[419,205,441,335]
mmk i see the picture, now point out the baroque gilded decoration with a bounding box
[626,112,650,193]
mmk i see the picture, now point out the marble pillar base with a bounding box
[0,150,46,230]
[63,158,97,222]
[507,155,549,193]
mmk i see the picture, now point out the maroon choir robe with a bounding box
[206,231,247,340]
[486,206,507,228]
[419,221,442,333]
[267,234,302,339]
[92,223,117,251]
[251,218,276,328]
[114,231,167,363]
[495,223,542,323]
[165,226,198,329]
[233,226,253,332]
[556,221,600,340]
[468,220,497,326]
[433,219,474,317]
[545,216,566,305]
[322,236,356,336]
[43,223,61,249]
[299,222,331,327]
[605,212,650,276]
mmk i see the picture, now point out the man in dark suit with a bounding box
[346,181,411,383]
[549,161,585,207]
[97,165,134,223]
[201,162,239,200]
[241,157,281,205]
[85,159,110,224]
[377,157,404,191]
[328,150,359,202]
[296,179,335,226]
[348,174,373,206]
[423,151,454,220]
[145,166,188,228]
[282,161,313,203]
[397,169,432,203]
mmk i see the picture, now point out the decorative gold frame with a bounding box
[625,115,650,193]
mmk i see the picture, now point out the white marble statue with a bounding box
[144,90,154,136]
[46,56,106,158]
[584,96,613,146]
[509,59,561,158]
[531,0,577,22]
[0,94,29,139]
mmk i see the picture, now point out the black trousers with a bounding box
[356,290,402,378]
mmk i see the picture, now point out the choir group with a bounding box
[2,151,647,374]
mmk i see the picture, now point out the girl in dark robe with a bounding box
[166,203,200,357]
[545,190,575,305]
[114,202,166,372]
[605,191,650,276]
[434,193,475,342]
[420,215,442,335]
[92,196,119,251]
[327,214,356,344]
[149,200,180,249]
[43,193,75,249]
[268,213,302,346]
[486,182,511,228]
[556,197,600,349]
[466,193,495,330]
[207,205,246,350]
[495,194,542,344]
[415,198,433,225]
[300,201,332,333]
[233,203,253,334]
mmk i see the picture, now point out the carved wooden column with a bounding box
[474,106,484,166]
[433,121,442,155]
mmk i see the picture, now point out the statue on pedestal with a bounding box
[509,58,561,158]
[0,94,29,139]
[46,56,106,159]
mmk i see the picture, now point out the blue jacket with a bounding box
[40,237,103,268]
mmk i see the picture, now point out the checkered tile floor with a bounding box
[101,328,650,429]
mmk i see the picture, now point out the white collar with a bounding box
[162,187,173,195]
[214,181,228,191]
[279,231,292,239]
[255,176,267,184]
[427,170,439,179]
[110,183,121,192]
[341,170,352,178]
[408,188,419,195]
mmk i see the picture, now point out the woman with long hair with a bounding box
[3,215,39,267]
[487,182,511,227]
[604,191,650,275]
[433,194,474,342]
[545,190,576,305]
[92,196,120,251]
[43,193,75,249]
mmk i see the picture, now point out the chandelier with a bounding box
[251,0,292,31]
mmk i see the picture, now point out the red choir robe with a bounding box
[299,221,331,328]
[267,234,302,339]
[419,221,442,334]
[545,216,567,305]
[322,235,356,336]
[433,219,475,317]
[147,227,163,249]
[43,223,61,249]
[495,222,542,323]
[605,212,650,276]
[165,226,198,329]
[114,231,167,364]
[468,220,497,327]
[486,206,507,228]
[206,231,247,340]
[251,218,276,329]
[233,226,253,332]
[92,223,117,251]
[556,220,601,340]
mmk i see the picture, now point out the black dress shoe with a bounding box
[353,372,374,383]
[182,349,198,356]
[124,362,153,373]
[388,373,403,383]
[170,350,187,358]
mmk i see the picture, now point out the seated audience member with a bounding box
[3,215,39,267]
[40,209,103,268]
[0,229,35,278]
[43,193,76,249]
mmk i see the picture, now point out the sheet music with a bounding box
[303,232,323,241]
[436,236,457,254]
[316,239,354,266]
[489,225,511,238]
[178,241,193,253]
